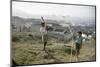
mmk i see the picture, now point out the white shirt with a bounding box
[40,26,47,34]
[40,26,47,42]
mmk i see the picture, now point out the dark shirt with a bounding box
[75,36,82,44]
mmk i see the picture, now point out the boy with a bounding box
[40,17,48,50]
[75,31,83,58]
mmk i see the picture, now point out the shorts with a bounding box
[42,34,48,42]
[75,43,81,55]
[75,43,81,50]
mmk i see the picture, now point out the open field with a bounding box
[12,32,96,65]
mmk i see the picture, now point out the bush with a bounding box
[12,36,20,42]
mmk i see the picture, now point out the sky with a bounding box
[12,1,95,19]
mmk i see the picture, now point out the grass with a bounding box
[12,32,96,65]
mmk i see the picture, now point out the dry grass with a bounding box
[12,32,96,65]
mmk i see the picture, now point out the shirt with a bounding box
[75,36,82,44]
[40,26,48,42]
[40,26,47,34]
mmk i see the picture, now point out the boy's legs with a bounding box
[43,34,48,50]
[76,43,81,58]
[43,42,47,50]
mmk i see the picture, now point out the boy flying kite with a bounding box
[40,16,48,50]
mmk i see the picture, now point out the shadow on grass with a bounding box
[44,49,62,63]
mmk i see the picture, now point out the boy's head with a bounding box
[41,22,45,27]
[77,31,82,36]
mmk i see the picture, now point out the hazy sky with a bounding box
[12,1,95,19]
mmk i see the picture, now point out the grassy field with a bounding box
[12,32,96,65]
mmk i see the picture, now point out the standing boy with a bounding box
[40,17,48,50]
[75,31,83,58]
